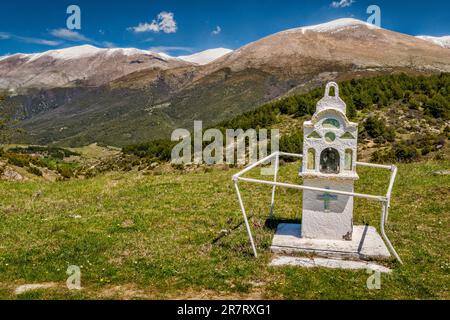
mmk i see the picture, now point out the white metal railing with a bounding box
[232,151,403,264]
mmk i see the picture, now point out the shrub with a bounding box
[123,139,176,160]
[279,131,303,156]
[27,166,42,176]
[8,146,80,158]
[57,166,74,179]
[393,144,420,163]
[364,116,387,138]
[421,146,431,156]
[371,149,395,163]
[363,116,396,142]
[427,94,449,119]
[6,154,30,167]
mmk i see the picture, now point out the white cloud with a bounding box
[49,28,115,48]
[131,22,160,33]
[18,36,61,46]
[0,32,11,40]
[331,0,355,8]
[212,26,222,35]
[50,28,92,42]
[158,12,177,33]
[0,32,60,46]
[102,41,115,48]
[130,11,177,34]
[148,46,192,54]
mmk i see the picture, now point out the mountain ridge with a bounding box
[1,18,450,147]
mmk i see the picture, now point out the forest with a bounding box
[123,73,450,164]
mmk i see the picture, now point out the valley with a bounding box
[1,18,450,147]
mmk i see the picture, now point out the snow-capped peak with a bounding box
[29,44,106,62]
[284,18,381,35]
[178,48,233,65]
[416,35,450,49]
[0,45,173,63]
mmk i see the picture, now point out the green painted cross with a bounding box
[317,187,338,211]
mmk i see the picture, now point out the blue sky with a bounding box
[0,0,449,56]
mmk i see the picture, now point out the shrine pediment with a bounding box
[306,109,356,130]
[314,82,347,115]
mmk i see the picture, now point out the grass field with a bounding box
[0,159,449,299]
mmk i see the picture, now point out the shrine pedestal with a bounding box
[301,178,355,241]
[270,224,391,261]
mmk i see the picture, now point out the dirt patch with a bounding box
[96,284,267,300]
[98,284,149,300]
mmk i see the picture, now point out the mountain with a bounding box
[202,18,450,77]
[0,45,191,92]
[417,35,450,49]
[178,48,233,65]
[2,18,450,147]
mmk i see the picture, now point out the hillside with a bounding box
[0,75,448,300]
[0,159,448,299]
[0,73,448,184]
[124,73,450,164]
[2,18,450,147]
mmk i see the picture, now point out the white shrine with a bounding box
[232,81,403,267]
[300,82,358,241]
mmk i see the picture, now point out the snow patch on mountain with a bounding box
[27,45,103,62]
[283,18,381,35]
[416,36,450,49]
[0,45,172,63]
[178,48,233,65]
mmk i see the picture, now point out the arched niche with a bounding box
[307,148,316,170]
[345,149,353,171]
[320,148,340,174]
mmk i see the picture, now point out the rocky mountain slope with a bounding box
[203,19,450,77]
[0,45,192,92]
[2,18,450,147]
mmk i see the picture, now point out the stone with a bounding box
[270,224,391,260]
[150,162,159,169]
[1,166,26,181]
[432,170,450,176]
[269,256,392,273]
[15,283,56,295]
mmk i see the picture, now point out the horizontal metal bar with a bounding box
[232,152,278,181]
[356,162,392,170]
[278,152,303,158]
[237,177,387,202]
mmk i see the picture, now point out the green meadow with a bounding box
[0,159,448,300]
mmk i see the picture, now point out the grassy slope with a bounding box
[0,159,448,299]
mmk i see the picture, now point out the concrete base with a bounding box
[270,224,391,261]
[270,256,392,273]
